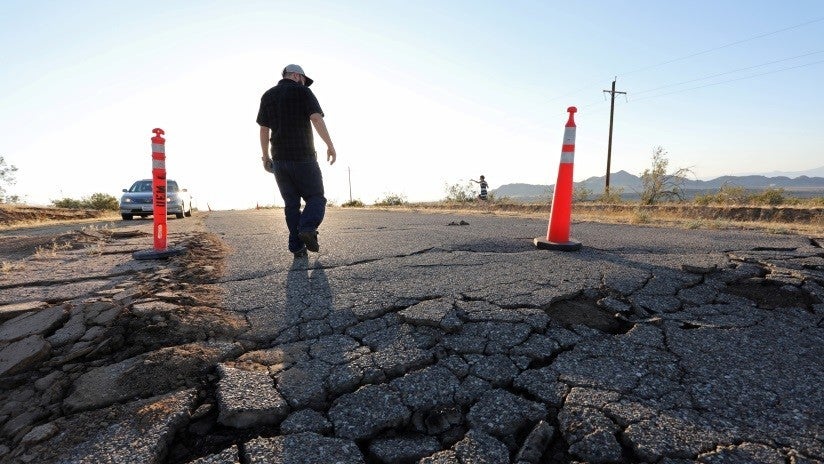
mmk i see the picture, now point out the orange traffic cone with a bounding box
[534,107,581,251]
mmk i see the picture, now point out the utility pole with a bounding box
[348,166,352,202]
[603,78,626,195]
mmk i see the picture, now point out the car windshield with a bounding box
[128,180,179,193]
[129,181,152,193]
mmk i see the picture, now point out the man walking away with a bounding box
[257,64,336,258]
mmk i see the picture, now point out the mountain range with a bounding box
[492,167,824,200]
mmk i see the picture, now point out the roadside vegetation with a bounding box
[51,193,119,211]
[355,146,822,235]
[0,155,19,203]
[374,192,407,206]
[341,199,365,207]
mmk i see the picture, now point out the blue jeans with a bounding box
[272,159,327,252]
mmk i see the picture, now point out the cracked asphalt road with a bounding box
[4,208,820,463]
[201,208,824,463]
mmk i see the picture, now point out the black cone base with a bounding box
[533,237,582,251]
[133,246,186,260]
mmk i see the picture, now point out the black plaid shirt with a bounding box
[256,79,324,160]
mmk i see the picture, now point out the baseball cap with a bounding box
[282,64,314,87]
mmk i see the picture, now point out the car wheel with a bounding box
[121,214,133,220]
[175,212,184,219]
[184,202,192,217]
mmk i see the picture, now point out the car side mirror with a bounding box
[122,189,127,192]
[181,188,187,192]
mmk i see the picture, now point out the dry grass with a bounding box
[1,261,23,274]
[83,242,105,257]
[379,201,824,236]
[0,204,120,230]
[571,206,822,235]
[0,210,120,231]
[33,240,74,258]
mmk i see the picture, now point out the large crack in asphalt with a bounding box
[216,247,450,284]
[219,246,538,285]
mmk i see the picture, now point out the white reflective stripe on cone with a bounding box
[152,160,166,169]
[151,144,165,153]
[563,127,576,145]
[560,152,575,163]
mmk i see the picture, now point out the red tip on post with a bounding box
[152,128,165,144]
[566,107,577,128]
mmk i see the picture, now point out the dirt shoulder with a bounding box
[368,202,824,236]
[0,205,117,231]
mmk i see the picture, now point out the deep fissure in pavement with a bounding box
[546,295,633,335]
[723,277,817,310]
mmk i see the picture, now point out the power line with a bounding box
[630,58,824,102]
[544,16,824,103]
[633,50,824,96]
[619,16,824,77]
[552,54,824,115]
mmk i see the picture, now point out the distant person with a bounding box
[471,175,488,200]
[257,64,337,258]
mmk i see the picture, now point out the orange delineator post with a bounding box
[151,128,168,251]
[133,128,184,260]
[534,107,582,251]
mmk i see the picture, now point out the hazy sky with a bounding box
[2,1,822,209]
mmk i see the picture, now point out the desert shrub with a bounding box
[694,184,749,206]
[52,198,84,209]
[597,187,624,204]
[717,185,750,205]
[341,199,365,207]
[573,186,592,203]
[686,219,704,229]
[374,193,407,206]
[693,194,711,206]
[631,208,650,224]
[84,193,119,210]
[52,193,119,210]
[640,146,692,205]
[0,156,18,203]
[443,182,476,202]
[750,188,795,206]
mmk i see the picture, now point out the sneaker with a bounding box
[298,230,319,252]
[293,248,308,259]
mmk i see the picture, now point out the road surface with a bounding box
[1,208,821,463]
[203,208,824,463]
